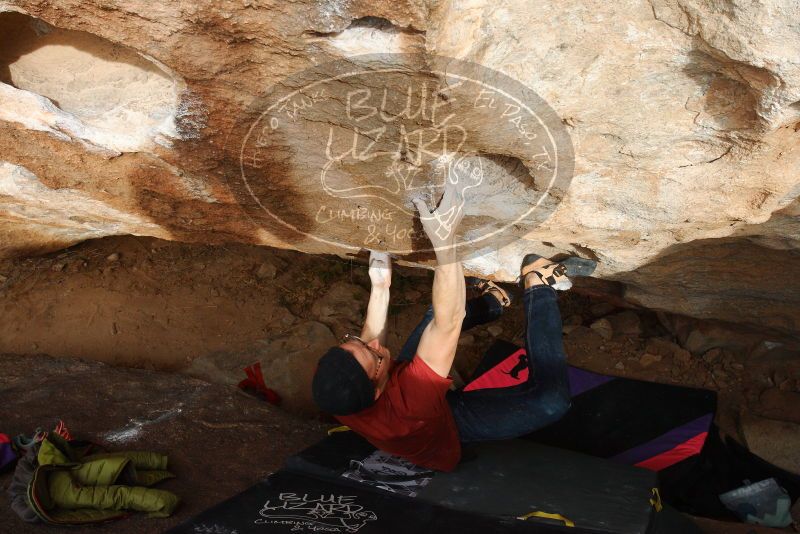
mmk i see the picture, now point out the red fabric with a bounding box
[463,348,528,391]
[53,420,73,441]
[238,362,282,406]
[0,433,9,444]
[337,355,461,472]
[635,432,708,471]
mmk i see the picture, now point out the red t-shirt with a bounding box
[336,355,461,472]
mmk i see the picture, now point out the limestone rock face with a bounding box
[0,0,799,334]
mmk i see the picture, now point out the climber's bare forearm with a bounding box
[361,286,390,345]
[411,172,466,377]
[416,251,465,377]
[431,257,465,330]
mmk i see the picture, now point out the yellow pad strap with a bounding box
[650,488,663,512]
[327,425,351,435]
[517,511,575,527]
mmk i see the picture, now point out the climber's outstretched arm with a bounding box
[412,180,466,378]
[360,251,391,346]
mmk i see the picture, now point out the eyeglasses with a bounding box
[341,333,385,381]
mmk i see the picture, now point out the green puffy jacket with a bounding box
[23,435,179,525]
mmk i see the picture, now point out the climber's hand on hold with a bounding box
[367,251,392,290]
[412,174,465,263]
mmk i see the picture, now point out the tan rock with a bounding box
[674,350,693,367]
[639,353,663,367]
[255,261,277,280]
[590,318,613,341]
[702,348,723,364]
[562,324,581,335]
[755,389,800,425]
[646,337,693,366]
[746,344,800,395]
[740,412,800,475]
[683,323,763,355]
[487,325,503,337]
[606,310,642,338]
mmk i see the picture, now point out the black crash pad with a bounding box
[167,470,578,533]
[170,432,699,534]
[417,440,658,533]
[288,432,665,533]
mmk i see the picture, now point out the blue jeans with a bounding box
[398,285,571,443]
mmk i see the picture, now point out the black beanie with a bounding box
[312,346,376,415]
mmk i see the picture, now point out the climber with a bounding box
[311,176,576,472]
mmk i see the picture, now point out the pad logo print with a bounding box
[192,523,239,534]
[342,449,433,497]
[503,353,529,380]
[255,492,378,532]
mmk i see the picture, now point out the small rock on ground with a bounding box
[590,318,613,340]
[487,325,503,337]
[255,261,277,279]
[638,353,662,367]
[645,337,692,366]
[606,310,642,337]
